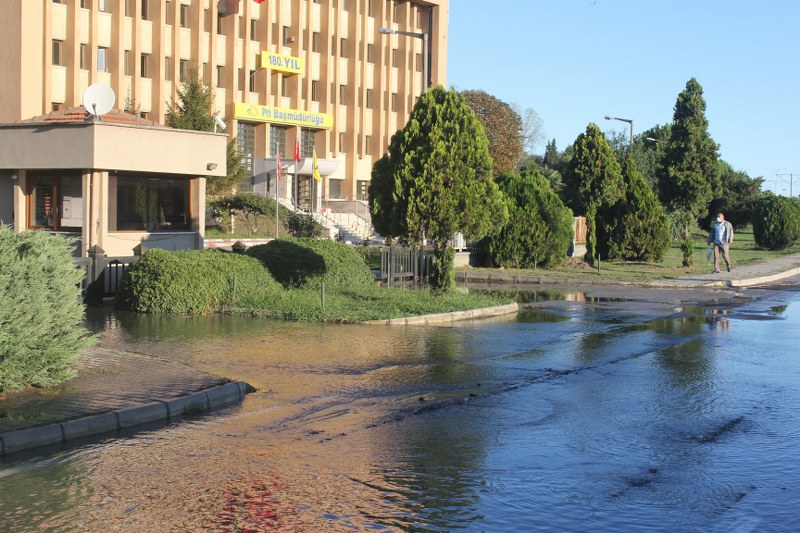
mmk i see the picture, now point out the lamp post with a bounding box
[378,27,429,92]
[645,137,666,145]
[604,115,634,148]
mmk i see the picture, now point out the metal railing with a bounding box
[77,249,139,304]
[380,245,433,288]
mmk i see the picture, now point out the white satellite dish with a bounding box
[82,83,116,120]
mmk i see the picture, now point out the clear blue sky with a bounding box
[447,0,800,195]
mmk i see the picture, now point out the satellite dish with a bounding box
[82,83,116,120]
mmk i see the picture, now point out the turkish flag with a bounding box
[254,0,265,3]
[294,135,301,163]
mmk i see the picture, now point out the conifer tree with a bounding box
[369,86,508,291]
[563,123,624,264]
[659,78,719,266]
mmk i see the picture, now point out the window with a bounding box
[249,70,256,92]
[328,179,342,200]
[140,53,150,78]
[366,88,373,109]
[368,0,374,17]
[52,40,64,66]
[300,128,315,157]
[339,84,346,105]
[238,123,256,179]
[365,135,372,155]
[165,1,172,25]
[338,132,345,153]
[367,43,375,64]
[179,4,188,27]
[392,48,398,67]
[392,1,399,23]
[80,44,89,70]
[28,174,83,231]
[216,65,223,87]
[109,174,191,232]
[312,32,319,53]
[340,38,348,58]
[97,47,110,72]
[250,19,258,41]
[391,92,398,112]
[357,180,369,201]
[311,80,319,102]
[80,0,89,9]
[52,102,61,112]
[125,0,134,17]
[99,0,110,12]
[217,13,223,34]
[283,25,291,45]
[141,0,149,20]
[164,56,173,81]
[179,59,188,81]
[416,52,422,72]
[269,125,287,158]
[124,50,132,75]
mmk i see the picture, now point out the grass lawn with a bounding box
[462,228,800,283]
[236,286,511,322]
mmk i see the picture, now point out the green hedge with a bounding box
[247,238,375,290]
[752,195,800,250]
[0,226,96,392]
[116,249,281,314]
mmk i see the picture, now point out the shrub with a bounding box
[116,249,281,314]
[247,238,375,290]
[597,156,670,262]
[752,195,800,250]
[208,192,275,235]
[286,212,325,238]
[485,170,573,268]
[0,226,96,392]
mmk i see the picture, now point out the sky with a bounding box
[446,0,800,195]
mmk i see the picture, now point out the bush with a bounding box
[208,192,275,235]
[752,195,800,250]
[286,212,325,238]
[597,157,670,262]
[116,249,281,314]
[485,170,573,268]
[0,226,96,392]
[247,238,375,290]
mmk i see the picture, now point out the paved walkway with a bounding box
[2,253,800,457]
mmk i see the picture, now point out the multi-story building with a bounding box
[1,0,448,235]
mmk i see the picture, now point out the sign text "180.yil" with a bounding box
[260,52,304,76]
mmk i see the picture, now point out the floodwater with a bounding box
[2,284,800,531]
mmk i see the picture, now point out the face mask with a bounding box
[716,217,722,223]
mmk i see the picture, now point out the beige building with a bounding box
[0,0,449,236]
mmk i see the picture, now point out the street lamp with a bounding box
[378,27,429,92]
[645,137,666,145]
[604,115,634,147]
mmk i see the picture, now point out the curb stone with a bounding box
[0,381,248,458]
[364,303,519,325]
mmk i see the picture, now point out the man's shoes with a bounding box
[727,265,731,272]
[713,270,721,273]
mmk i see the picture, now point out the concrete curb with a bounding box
[0,381,248,458]
[364,303,519,325]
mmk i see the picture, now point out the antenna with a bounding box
[82,83,116,121]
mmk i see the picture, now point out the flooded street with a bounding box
[2,284,800,531]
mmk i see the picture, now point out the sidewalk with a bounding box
[458,252,800,289]
[0,347,246,458]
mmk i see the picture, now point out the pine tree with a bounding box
[486,170,573,268]
[563,123,624,264]
[659,78,719,266]
[597,155,670,262]
[369,86,508,291]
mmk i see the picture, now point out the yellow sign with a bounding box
[260,51,304,76]
[234,103,333,130]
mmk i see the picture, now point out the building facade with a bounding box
[1,0,448,219]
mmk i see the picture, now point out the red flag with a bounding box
[253,0,266,4]
[276,151,282,182]
[294,134,301,163]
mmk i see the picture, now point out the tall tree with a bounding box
[512,103,546,155]
[461,89,524,175]
[165,68,215,132]
[165,67,243,197]
[543,138,560,169]
[658,78,719,266]
[369,86,508,291]
[564,123,624,263]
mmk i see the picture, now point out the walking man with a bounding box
[707,211,734,273]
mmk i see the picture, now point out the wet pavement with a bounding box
[1,280,800,531]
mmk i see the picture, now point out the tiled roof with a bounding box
[16,106,166,128]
